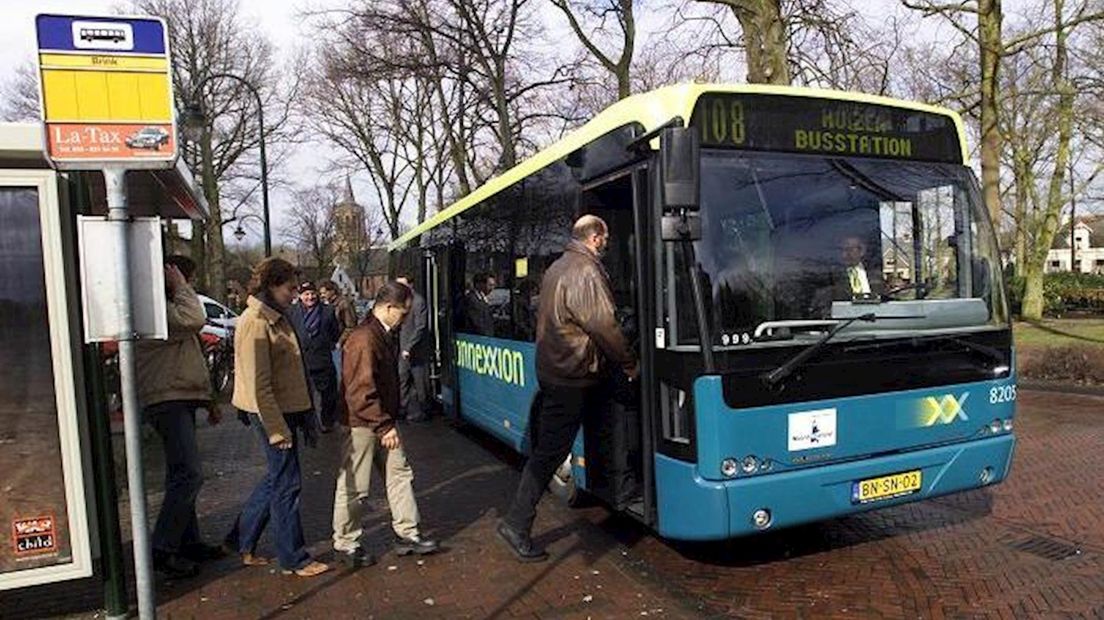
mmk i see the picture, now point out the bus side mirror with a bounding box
[660,127,700,211]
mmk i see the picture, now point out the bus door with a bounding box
[579,168,648,515]
[428,241,465,418]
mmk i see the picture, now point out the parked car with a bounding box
[125,126,170,150]
[198,294,237,339]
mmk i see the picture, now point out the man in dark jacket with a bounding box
[498,215,638,562]
[396,273,431,422]
[288,281,341,432]
[332,282,438,567]
[463,273,496,336]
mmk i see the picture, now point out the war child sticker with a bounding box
[12,515,58,557]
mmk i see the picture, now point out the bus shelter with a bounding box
[0,122,207,599]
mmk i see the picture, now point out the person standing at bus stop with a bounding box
[289,281,342,433]
[319,279,357,369]
[499,215,638,562]
[137,255,224,578]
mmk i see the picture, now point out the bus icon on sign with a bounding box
[71,20,134,50]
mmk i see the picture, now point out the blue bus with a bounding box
[389,84,1016,540]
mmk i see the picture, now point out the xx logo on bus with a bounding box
[913,393,970,427]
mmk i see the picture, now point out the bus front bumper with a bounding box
[654,434,1015,541]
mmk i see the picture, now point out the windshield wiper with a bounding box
[927,334,1008,366]
[761,313,877,388]
[843,333,1008,368]
[880,282,929,301]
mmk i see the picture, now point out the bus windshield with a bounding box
[670,150,1008,348]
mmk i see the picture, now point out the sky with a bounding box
[0,0,1042,247]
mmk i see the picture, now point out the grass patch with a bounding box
[1015,319,1104,385]
[1013,319,1104,348]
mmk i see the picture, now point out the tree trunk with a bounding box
[708,0,790,85]
[1012,154,1029,271]
[493,68,517,170]
[1021,260,1045,318]
[1020,0,1073,321]
[200,131,225,301]
[978,0,1004,225]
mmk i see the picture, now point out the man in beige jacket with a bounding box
[136,255,223,578]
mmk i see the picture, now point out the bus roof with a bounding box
[390,83,969,250]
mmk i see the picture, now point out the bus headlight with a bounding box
[741,455,759,474]
[1002,418,1014,432]
[752,508,772,530]
[720,458,739,478]
[989,419,1002,434]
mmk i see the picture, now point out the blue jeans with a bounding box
[146,401,205,554]
[225,411,311,570]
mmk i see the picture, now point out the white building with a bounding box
[1046,220,1104,273]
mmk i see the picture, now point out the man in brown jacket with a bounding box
[136,255,223,578]
[332,281,439,567]
[499,215,638,562]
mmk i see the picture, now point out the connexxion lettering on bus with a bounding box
[388,84,1015,542]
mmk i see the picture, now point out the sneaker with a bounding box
[180,542,228,563]
[335,546,375,568]
[496,521,548,563]
[153,550,200,578]
[394,535,439,556]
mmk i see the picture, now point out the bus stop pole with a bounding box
[104,167,156,619]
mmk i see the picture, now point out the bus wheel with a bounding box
[549,455,583,507]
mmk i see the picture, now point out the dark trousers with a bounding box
[146,401,204,554]
[504,383,606,535]
[400,356,430,421]
[309,366,338,429]
[224,412,311,570]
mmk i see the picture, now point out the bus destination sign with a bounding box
[690,93,963,164]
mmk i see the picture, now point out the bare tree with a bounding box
[903,0,1104,229]
[285,185,338,280]
[0,61,40,122]
[551,0,636,100]
[129,0,297,300]
[303,55,418,239]
[696,0,791,84]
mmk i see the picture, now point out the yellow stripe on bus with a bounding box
[39,53,169,71]
[388,83,972,250]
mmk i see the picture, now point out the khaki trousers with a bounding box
[331,426,420,551]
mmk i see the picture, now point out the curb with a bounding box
[1018,381,1104,397]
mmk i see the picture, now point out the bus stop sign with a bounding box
[35,14,176,169]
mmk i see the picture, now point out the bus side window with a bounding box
[510,161,576,342]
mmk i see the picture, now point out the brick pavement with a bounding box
[4,389,1104,619]
[2,413,692,620]
[577,389,1104,619]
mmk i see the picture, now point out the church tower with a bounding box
[332,176,366,271]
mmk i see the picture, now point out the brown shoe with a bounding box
[221,543,271,566]
[281,561,330,577]
[241,552,271,566]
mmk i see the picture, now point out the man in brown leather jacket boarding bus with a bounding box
[498,215,639,562]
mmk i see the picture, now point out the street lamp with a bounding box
[230,214,266,242]
[182,73,272,257]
